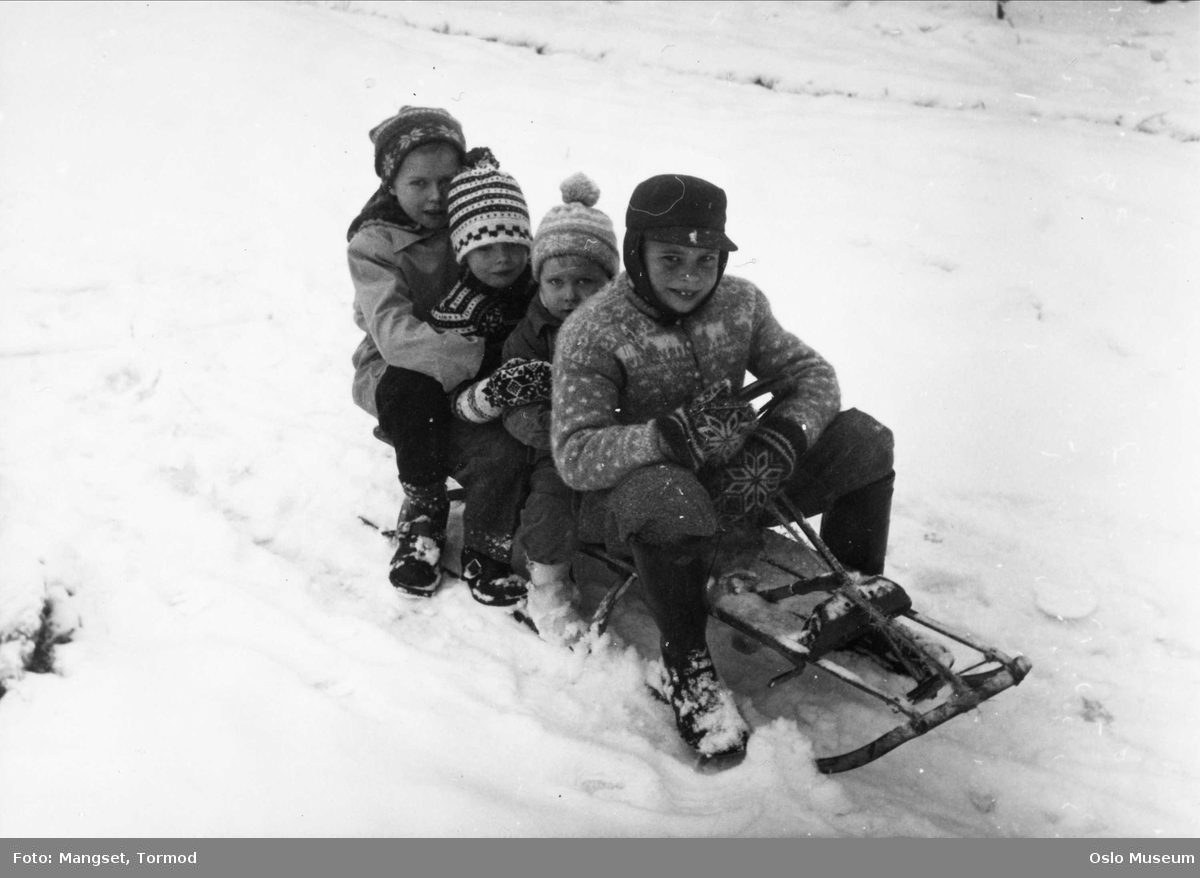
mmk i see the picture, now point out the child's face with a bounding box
[390,143,462,230]
[538,255,609,321]
[642,239,721,315]
[465,243,529,289]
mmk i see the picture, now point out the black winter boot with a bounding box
[819,471,894,576]
[630,539,750,761]
[817,472,952,675]
[661,647,751,761]
[389,481,450,597]
[460,547,528,608]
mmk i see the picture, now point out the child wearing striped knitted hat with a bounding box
[431,147,537,343]
[428,148,553,606]
[346,109,539,610]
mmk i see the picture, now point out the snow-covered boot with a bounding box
[630,538,750,761]
[818,473,955,676]
[662,647,751,761]
[388,481,449,597]
[525,561,586,646]
[461,547,528,608]
[389,516,446,597]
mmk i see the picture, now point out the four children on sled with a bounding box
[347,106,895,760]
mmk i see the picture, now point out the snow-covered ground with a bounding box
[1,0,1197,838]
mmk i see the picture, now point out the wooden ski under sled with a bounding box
[581,528,1031,775]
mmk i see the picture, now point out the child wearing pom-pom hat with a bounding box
[499,172,620,645]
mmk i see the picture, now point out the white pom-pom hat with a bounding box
[531,172,620,280]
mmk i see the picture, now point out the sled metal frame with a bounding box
[579,535,1031,775]
[711,597,1032,773]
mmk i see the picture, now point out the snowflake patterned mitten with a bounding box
[709,420,806,524]
[656,379,758,470]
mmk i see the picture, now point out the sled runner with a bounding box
[580,504,1032,775]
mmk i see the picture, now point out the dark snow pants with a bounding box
[511,452,578,576]
[375,365,534,563]
[584,408,894,662]
[584,409,894,559]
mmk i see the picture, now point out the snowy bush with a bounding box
[0,580,79,695]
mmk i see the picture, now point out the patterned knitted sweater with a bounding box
[551,273,841,493]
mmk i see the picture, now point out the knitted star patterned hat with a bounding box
[370,106,466,186]
[531,173,620,281]
[447,148,533,263]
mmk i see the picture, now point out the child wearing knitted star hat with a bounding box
[346,109,538,610]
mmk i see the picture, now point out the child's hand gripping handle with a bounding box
[654,379,758,470]
[702,364,813,524]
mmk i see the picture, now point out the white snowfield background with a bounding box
[1,0,1197,838]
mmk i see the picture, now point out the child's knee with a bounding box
[832,408,894,474]
[607,464,718,546]
[376,368,450,433]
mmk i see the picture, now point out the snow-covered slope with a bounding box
[0,0,1197,837]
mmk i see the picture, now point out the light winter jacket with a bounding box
[348,223,484,417]
[551,273,841,493]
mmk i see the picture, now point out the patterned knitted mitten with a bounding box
[708,426,799,525]
[451,359,552,423]
[656,380,757,470]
